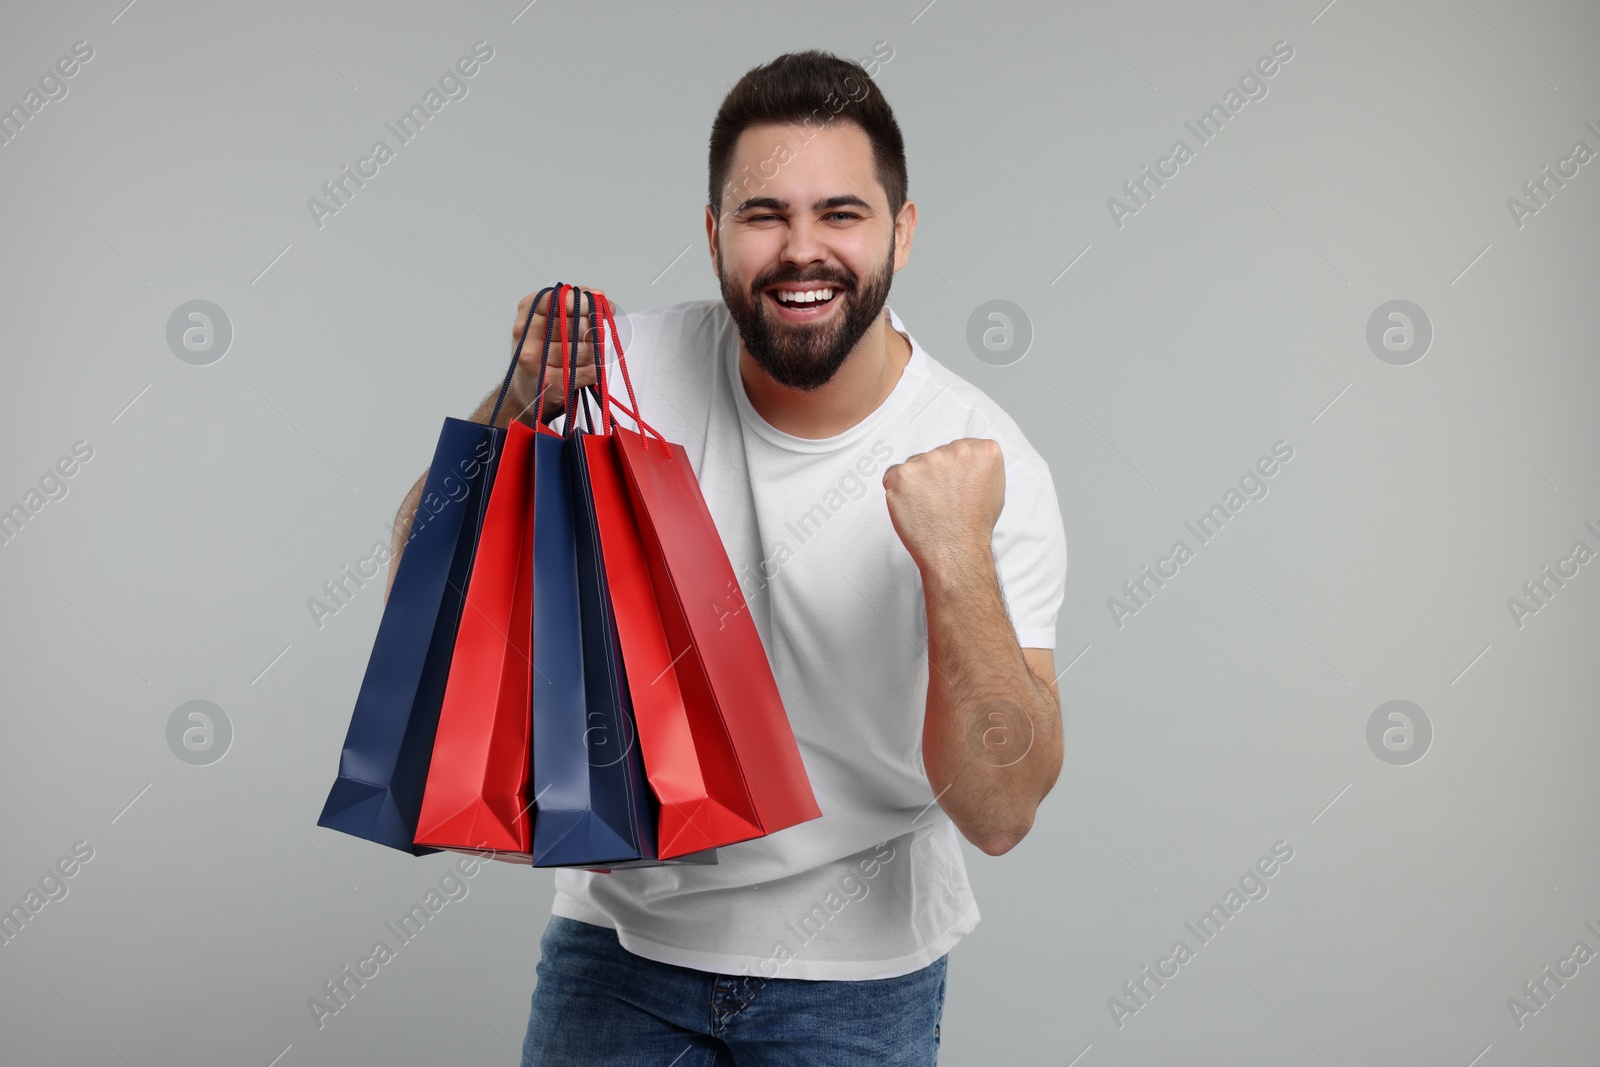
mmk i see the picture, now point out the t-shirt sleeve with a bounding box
[991,446,1068,649]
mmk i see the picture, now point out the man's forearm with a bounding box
[474,371,546,431]
[921,548,1062,856]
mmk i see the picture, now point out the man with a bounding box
[388,49,1066,1066]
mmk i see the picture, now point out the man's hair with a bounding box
[707,49,907,223]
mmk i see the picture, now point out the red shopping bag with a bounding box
[580,430,758,857]
[585,294,822,852]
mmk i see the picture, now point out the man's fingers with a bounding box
[514,287,607,345]
[532,286,607,318]
[543,363,597,400]
[512,286,607,423]
[517,340,597,369]
[568,364,598,386]
[513,314,595,343]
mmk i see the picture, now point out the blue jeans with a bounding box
[521,916,948,1065]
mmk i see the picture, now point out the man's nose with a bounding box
[781,216,826,266]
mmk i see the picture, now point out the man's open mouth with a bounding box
[766,286,842,315]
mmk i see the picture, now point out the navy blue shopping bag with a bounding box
[317,419,502,853]
[526,309,646,865]
[528,285,715,869]
[529,417,641,866]
[317,286,567,855]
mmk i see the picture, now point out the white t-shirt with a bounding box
[550,300,1068,981]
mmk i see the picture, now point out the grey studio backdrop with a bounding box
[1,0,1596,1064]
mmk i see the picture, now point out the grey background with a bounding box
[2,0,1596,1064]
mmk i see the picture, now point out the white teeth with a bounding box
[774,288,835,305]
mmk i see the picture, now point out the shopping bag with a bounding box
[529,285,681,868]
[577,427,742,858]
[588,292,822,852]
[317,418,503,855]
[413,416,536,857]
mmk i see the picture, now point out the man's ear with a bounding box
[891,199,917,274]
[704,204,720,275]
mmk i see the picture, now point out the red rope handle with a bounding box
[603,392,652,430]
[591,292,667,451]
[591,291,615,436]
[554,283,572,429]
[553,283,592,436]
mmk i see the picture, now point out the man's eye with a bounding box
[744,212,859,222]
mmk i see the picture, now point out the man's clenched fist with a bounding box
[508,285,610,426]
[882,438,1006,574]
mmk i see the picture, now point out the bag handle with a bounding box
[466,284,562,543]
[491,282,614,434]
[493,281,670,450]
[545,284,667,450]
[490,284,572,430]
[553,284,604,439]
[587,291,668,452]
[583,287,613,437]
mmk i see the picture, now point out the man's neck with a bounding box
[737,308,913,440]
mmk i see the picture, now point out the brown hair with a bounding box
[707,49,907,224]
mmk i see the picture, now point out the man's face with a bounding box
[709,121,906,391]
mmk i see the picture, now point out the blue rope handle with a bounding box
[471,284,576,535]
[489,285,561,428]
[556,286,607,439]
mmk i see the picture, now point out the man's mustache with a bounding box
[755,274,854,292]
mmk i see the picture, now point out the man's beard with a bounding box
[719,239,895,392]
